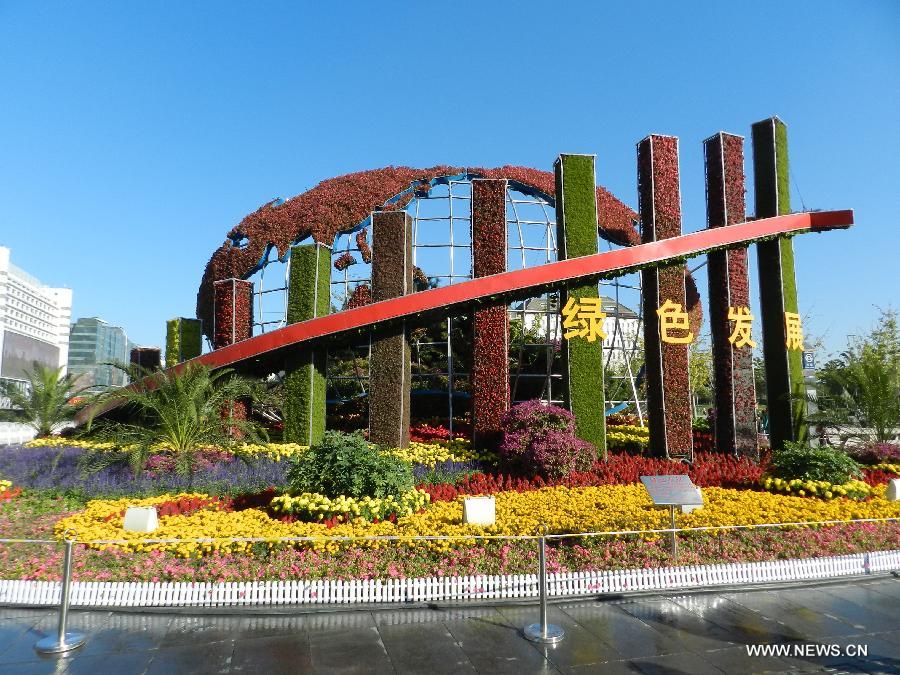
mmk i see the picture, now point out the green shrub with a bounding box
[285,431,414,499]
[770,442,861,484]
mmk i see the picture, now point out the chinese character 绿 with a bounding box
[562,297,607,342]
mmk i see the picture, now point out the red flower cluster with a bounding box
[421,452,766,502]
[0,486,22,503]
[333,252,356,271]
[693,429,715,453]
[409,423,454,442]
[103,495,232,522]
[346,284,372,309]
[155,495,232,517]
[861,468,899,487]
[356,229,372,264]
[197,166,640,338]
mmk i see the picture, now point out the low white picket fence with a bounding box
[1,549,896,609]
[0,422,37,446]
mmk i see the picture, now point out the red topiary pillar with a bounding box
[212,278,253,428]
[368,211,413,448]
[705,132,759,460]
[638,135,693,460]
[471,179,509,450]
[212,278,253,349]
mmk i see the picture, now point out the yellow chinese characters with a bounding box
[784,311,804,350]
[656,299,693,344]
[562,297,607,342]
[727,306,756,349]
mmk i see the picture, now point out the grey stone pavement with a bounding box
[0,577,898,674]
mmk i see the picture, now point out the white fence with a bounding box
[0,422,36,446]
[1,549,897,609]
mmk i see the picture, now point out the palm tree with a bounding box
[1,363,86,437]
[84,363,265,482]
[810,310,900,445]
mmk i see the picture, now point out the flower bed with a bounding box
[53,484,900,558]
[23,437,484,467]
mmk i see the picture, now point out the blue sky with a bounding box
[0,1,897,357]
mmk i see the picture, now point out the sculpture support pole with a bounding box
[753,116,807,449]
[555,154,606,455]
[638,135,693,460]
[283,243,331,445]
[705,132,758,459]
[471,179,509,450]
[369,211,413,448]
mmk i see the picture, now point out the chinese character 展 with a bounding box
[562,297,607,342]
[727,306,756,349]
[784,311,804,350]
[656,299,694,344]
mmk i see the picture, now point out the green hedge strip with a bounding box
[555,154,605,455]
[283,243,331,445]
[368,211,413,448]
[752,117,807,449]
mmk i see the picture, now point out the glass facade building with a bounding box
[67,317,129,390]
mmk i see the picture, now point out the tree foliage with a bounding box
[811,309,900,444]
[83,363,264,481]
[0,363,86,437]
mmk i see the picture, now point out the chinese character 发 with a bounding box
[562,297,607,342]
[784,311,804,351]
[656,299,694,344]
[727,306,756,349]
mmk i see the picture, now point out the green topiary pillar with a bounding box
[283,243,332,445]
[368,211,413,449]
[165,318,203,368]
[555,154,606,455]
[753,116,807,449]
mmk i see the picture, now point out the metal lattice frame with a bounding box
[242,174,647,430]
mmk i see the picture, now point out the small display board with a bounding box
[640,475,703,506]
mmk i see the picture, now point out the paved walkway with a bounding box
[0,577,898,673]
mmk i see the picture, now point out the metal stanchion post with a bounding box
[35,534,86,654]
[669,504,678,558]
[523,529,564,645]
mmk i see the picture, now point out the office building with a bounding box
[0,246,73,394]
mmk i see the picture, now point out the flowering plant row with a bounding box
[871,463,900,475]
[25,437,483,468]
[270,488,429,523]
[55,484,900,558]
[760,476,872,501]
[424,451,767,502]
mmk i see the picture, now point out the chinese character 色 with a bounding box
[657,299,694,344]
